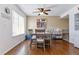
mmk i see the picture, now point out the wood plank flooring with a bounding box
[5,40,79,55]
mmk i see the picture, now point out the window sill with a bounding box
[12,33,25,38]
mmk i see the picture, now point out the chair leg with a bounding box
[30,40,32,48]
[36,42,38,48]
[43,42,45,51]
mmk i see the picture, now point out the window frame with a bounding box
[12,10,25,36]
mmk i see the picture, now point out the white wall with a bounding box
[0,4,26,54]
[69,5,79,48]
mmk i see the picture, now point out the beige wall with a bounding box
[27,16,69,32]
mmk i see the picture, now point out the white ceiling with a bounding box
[18,4,77,16]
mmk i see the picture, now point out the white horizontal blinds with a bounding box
[18,15,25,34]
[12,10,25,36]
[12,10,19,36]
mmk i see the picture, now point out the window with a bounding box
[12,10,25,36]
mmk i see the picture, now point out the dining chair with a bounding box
[30,35,36,48]
[35,29,45,51]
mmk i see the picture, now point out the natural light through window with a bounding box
[12,10,25,36]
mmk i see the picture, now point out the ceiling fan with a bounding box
[33,8,51,15]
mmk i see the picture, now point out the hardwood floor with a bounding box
[5,40,79,55]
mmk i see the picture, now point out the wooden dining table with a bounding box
[30,32,69,50]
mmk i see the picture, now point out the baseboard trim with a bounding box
[63,40,74,46]
[4,40,25,55]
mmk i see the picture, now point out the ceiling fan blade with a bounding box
[38,8,44,12]
[38,13,40,16]
[43,12,48,15]
[44,9,51,11]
